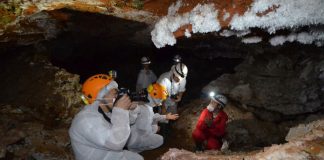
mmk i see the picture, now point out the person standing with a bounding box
[136,56,157,92]
[157,63,188,114]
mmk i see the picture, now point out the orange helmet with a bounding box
[82,74,113,104]
[147,83,168,100]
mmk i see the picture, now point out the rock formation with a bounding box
[162,119,324,160]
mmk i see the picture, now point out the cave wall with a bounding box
[0,50,82,125]
[203,44,324,121]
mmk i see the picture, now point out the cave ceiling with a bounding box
[0,0,324,48]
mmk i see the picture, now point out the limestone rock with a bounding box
[203,50,324,119]
[162,119,324,160]
[0,105,73,159]
[229,84,253,103]
[0,53,82,125]
[286,119,324,142]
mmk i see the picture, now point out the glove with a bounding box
[221,139,229,151]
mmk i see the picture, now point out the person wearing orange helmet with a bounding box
[126,83,179,152]
[69,74,143,160]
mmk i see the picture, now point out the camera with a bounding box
[116,88,149,102]
[170,94,178,100]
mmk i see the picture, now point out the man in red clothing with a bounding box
[192,93,228,151]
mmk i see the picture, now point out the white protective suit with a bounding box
[127,100,167,153]
[136,69,157,92]
[157,71,186,113]
[69,81,143,160]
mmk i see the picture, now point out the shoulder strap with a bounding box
[98,107,111,123]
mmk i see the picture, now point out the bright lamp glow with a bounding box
[209,91,215,97]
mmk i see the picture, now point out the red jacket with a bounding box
[194,108,228,138]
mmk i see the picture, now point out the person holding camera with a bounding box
[126,83,179,152]
[69,74,143,160]
[157,63,188,114]
[136,56,157,92]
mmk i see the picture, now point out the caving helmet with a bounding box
[81,74,113,104]
[172,63,188,80]
[141,56,151,65]
[209,92,227,108]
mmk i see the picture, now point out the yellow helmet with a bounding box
[147,83,168,100]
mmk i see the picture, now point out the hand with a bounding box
[221,140,229,151]
[174,95,182,102]
[129,102,138,110]
[114,94,131,110]
[205,119,212,127]
[166,113,179,120]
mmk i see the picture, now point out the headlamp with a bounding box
[209,91,215,98]
[81,95,89,105]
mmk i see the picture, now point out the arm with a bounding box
[208,111,228,137]
[129,105,140,125]
[174,79,186,102]
[195,109,209,131]
[153,113,168,124]
[179,79,186,92]
[175,92,184,102]
[81,108,131,151]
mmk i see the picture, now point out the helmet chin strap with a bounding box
[97,98,115,111]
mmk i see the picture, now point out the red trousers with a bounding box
[192,129,222,150]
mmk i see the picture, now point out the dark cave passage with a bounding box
[44,9,243,102]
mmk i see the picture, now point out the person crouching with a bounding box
[127,83,179,152]
[192,94,228,151]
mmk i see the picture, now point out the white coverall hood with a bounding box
[147,94,163,107]
[96,80,118,100]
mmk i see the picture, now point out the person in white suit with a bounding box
[69,74,143,160]
[136,56,157,92]
[157,63,188,114]
[127,83,179,152]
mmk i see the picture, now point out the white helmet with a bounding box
[172,63,188,79]
[212,94,227,108]
[141,56,151,65]
[173,54,182,63]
